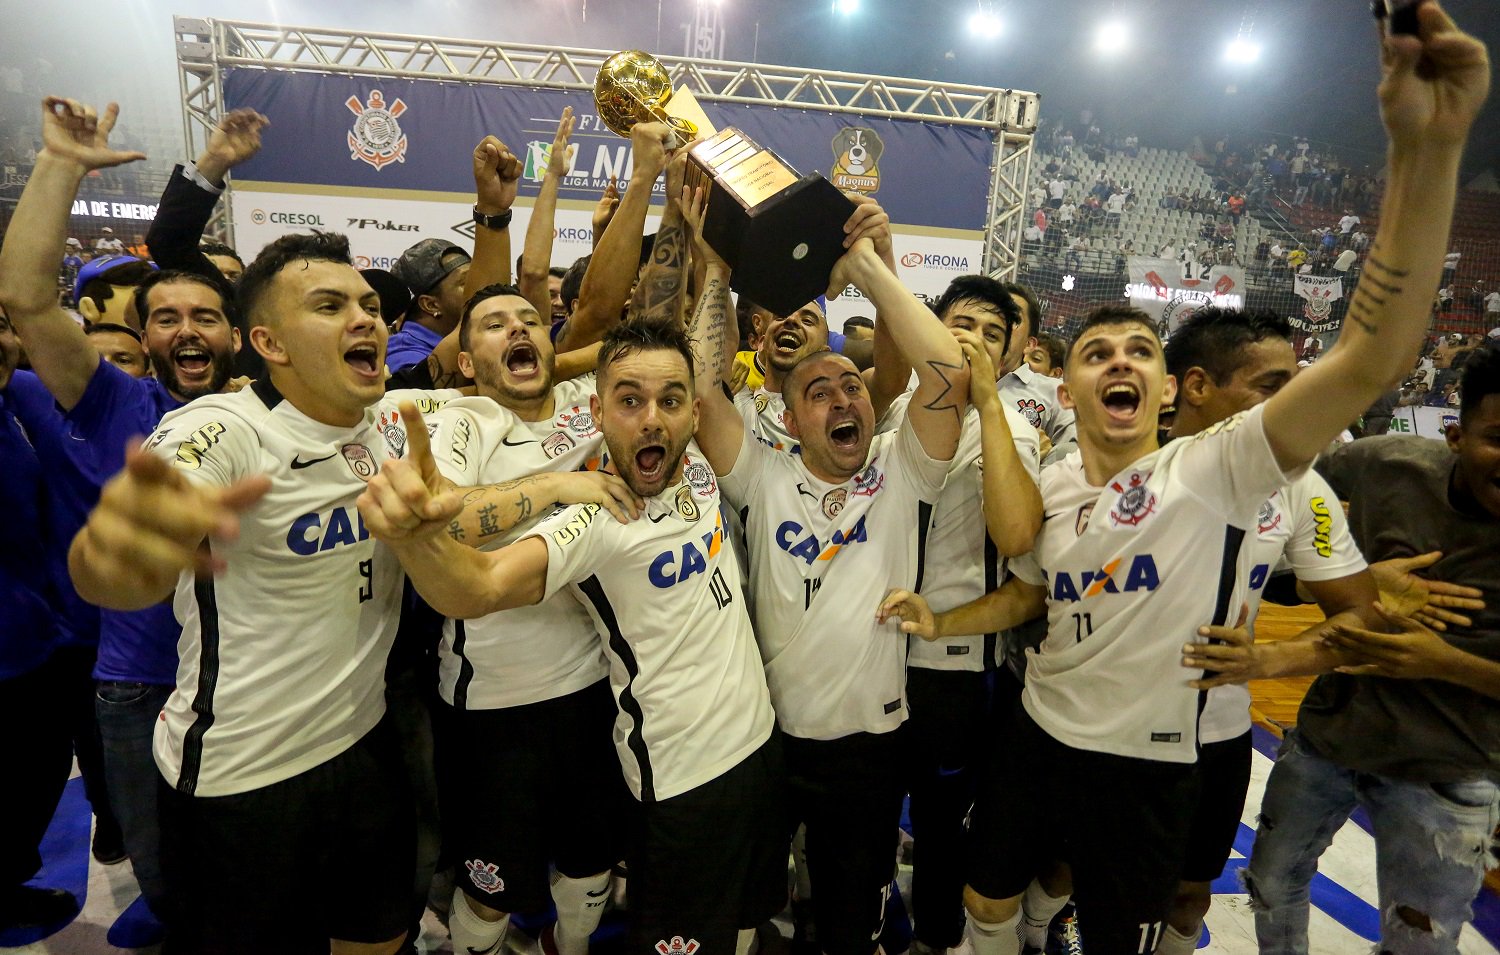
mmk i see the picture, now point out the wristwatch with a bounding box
[472,206,513,230]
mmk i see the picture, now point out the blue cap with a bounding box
[814,295,828,314]
[73,254,156,307]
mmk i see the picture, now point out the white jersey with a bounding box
[720,415,948,739]
[1198,467,1365,744]
[529,442,774,803]
[881,391,1041,672]
[999,363,1075,445]
[1024,403,1300,763]
[145,380,440,797]
[735,387,799,455]
[426,376,609,710]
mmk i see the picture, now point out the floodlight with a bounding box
[833,0,860,14]
[968,10,1003,38]
[1095,20,1129,54]
[1225,37,1261,63]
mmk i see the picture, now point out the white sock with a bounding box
[449,887,509,955]
[966,909,1023,955]
[1153,922,1202,955]
[735,927,759,955]
[1020,880,1070,950]
[551,870,611,955]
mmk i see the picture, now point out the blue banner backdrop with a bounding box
[224,68,994,232]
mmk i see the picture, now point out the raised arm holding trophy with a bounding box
[594,49,857,314]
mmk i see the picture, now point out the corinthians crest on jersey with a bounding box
[346,90,409,171]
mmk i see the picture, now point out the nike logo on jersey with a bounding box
[501,435,538,447]
[290,452,335,469]
[1050,553,1160,601]
[585,887,611,898]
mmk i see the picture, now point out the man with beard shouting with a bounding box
[357,318,785,955]
[0,96,246,935]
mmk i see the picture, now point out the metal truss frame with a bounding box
[174,15,1036,277]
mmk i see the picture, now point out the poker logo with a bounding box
[822,487,847,519]
[377,411,407,459]
[683,459,717,496]
[1075,501,1095,536]
[345,90,408,171]
[341,444,376,480]
[675,485,701,523]
[1015,398,1045,430]
[1108,471,1157,527]
[655,938,700,955]
[543,431,577,459]
[464,859,505,895]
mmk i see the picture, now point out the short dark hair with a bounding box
[735,296,759,350]
[237,232,353,326]
[1066,304,1158,364]
[1034,332,1067,371]
[79,260,156,314]
[458,282,527,352]
[597,317,695,387]
[131,270,236,329]
[560,255,590,314]
[933,275,1022,340]
[548,266,568,279]
[1163,307,1292,384]
[200,241,243,266]
[1459,343,1500,423]
[781,348,853,413]
[843,315,875,332]
[85,321,142,342]
[998,281,1043,341]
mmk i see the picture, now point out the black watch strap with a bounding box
[473,206,513,230]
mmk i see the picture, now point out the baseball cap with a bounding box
[391,239,470,296]
[361,268,414,326]
[65,237,82,249]
[101,226,114,234]
[73,254,156,307]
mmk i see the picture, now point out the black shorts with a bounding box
[437,680,628,914]
[627,733,788,955]
[158,720,415,954]
[966,704,1198,955]
[784,727,910,955]
[1180,731,1253,883]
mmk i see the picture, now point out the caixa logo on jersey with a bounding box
[286,506,369,556]
[346,90,409,171]
[1050,554,1160,601]
[648,513,724,588]
[899,251,971,271]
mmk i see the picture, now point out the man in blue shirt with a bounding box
[387,238,471,373]
[0,307,78,933]
[0,95,244,935]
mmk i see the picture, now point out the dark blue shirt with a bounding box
[385,321,443,374]
[64,360,184,684]
[0,377,58,680]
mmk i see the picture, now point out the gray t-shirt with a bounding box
[1299,435,1500,783]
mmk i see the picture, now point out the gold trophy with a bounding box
[594,50,856,316]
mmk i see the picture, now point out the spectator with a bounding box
[1443,248,1461,286]
[842,315,875,342]
[387,238,473,373]
[92,226,124,254]
[1337,209,1360,234]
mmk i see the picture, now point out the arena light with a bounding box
[1225,36,1262,63]
[968,10,1003,39]
[833,0,860,15]
[1095,20,1129,54]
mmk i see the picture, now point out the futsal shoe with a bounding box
[91,818,127,865]
[0,886,80,931]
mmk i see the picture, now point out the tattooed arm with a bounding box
[627,198,687,325]
[832,238,968,463]
[443,471,645,546]
[1261,7,1487,472]
[680,186,746,477]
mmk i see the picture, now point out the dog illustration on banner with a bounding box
[346,90,409,171]
[830,127,884,193]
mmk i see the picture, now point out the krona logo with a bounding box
[900,251,970,270]
[346,90,409,171]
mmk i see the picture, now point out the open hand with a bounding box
[1370,551,1485,630]
[1321,602,1464,681]
[877,589,937,639]
[549,470,644,525]
[40,98,146,171]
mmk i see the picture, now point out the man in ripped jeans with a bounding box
[1245,344,1500,954]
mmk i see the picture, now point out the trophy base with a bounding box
[702,173,855,318]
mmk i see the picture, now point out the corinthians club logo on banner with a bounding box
[346,90,409,171]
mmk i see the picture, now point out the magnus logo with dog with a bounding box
[830,127,884,194]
